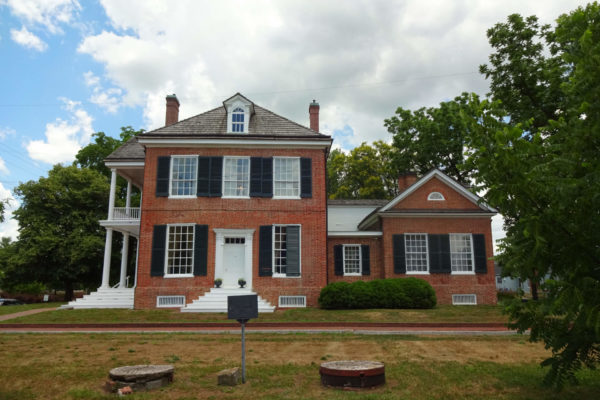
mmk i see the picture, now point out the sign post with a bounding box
[227,295,258,383]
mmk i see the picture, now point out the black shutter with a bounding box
[300,158,312,198]
[393,234,406,274]
[209,156,223,197]
[193,225,208,276]
[156,156,170,197]
[262,157,273,197]
[250,157,262,197]
[286,226,301,277]
[334,245,344,276]
[151,225,167,276]
[197,156,210,196]
[473,234,487,273]
[361,245,371,276]
[259,225,273,276]
[429,234,451,273]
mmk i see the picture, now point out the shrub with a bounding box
[318,278,436,309]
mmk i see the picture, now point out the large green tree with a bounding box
[327,141,398,199]
[4,165,109,300]
[467,4,600,388]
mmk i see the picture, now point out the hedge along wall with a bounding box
[318,278,437,309]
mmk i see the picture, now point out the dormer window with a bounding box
[231,107,245,132]
[428,191,445,201]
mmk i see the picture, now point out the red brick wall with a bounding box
[381,216,497,304]
[326,237,383,282]
[135,146,328,309]
[393,177,481,210]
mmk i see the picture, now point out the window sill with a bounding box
[406,271,430,275]
[168,195,196,199]
[451,271,475,275]
[343,273,362,277]
[272,274,301,278]
[164,274,194,278]
[273,196,301,200]
[222,196,250,199]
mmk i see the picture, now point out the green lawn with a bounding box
[0,302,63,316]
[0,304,507,324]
[0,333,597,399]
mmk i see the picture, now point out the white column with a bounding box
[133,237,140,288]
[107,168,117,220]
[100,228,113,289]
[125,180,132,216]
[119,233,130,288]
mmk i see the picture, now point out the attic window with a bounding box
[427,192,445,201]
[231,107,245,132]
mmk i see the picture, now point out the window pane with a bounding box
[343,245,361,275]
[223,157,249,196]
[167,225,194,275]
[450,234,473,272]
[405,234,428,272]
[171,157,197,196]
[274,158,300,197]
[274,226,287,274]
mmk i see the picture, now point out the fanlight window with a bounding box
[427,191,445,201]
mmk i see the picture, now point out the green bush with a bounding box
[318,278,436,309]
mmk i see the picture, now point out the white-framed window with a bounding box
[427,191,445,201]
[170,155,197,197]
[343,244,362,275]
[165,224,195,276]
[223,156,250,197]
[450,233,474,273]
[273,225,287,275]
[405,233,429,273]
[273,157,300,198]
[231,107,245,132]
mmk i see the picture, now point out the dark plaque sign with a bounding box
[227,295,258,322]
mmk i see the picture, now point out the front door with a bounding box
[222,237,246,288]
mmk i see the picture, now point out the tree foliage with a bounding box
[327,141,398,199]
[384,92,487,184]
[466,4,600,388]
[2,166,109,301]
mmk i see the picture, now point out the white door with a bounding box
[222,238,246,288]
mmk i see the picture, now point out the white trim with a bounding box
[427,191,445,201]
[327,231,382,237]
[273,156,301,199]
[379,169,497,213]
[168,155,198,198]
[105,161,145,168]
[213,228,255,289]
[342,244,362,276]
[272,224,302,278]
[139,138,332,149]
[404,233,429,274]
[382,212,496,218]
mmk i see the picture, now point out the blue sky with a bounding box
[0,0,588,241]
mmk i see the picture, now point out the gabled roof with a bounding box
[357,169,497,230]
[105,136,145,162]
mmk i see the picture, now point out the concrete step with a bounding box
[61,288,134,309]
[181,288,275,313]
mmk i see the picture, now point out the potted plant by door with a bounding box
[214,278,223,288]
[238,278,246,288]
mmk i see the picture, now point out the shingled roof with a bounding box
[105,136,145,162]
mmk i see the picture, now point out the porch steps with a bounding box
[180,288,275,313]
[60,288,134,309]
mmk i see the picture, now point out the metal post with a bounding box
[241,320,246,383]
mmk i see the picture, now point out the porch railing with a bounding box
[112,207,140,220]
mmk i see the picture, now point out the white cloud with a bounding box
[0,157,9,175]
[0,182,19,240]
[83,71,123,113]
[77,0,584,140]
[2,0,80,34]
[10,25,47,51]
[0,126,16,140]
[26,98,94,164]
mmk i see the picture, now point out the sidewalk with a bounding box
[0,307,57,321]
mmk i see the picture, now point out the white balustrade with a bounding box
[111,207,140,220]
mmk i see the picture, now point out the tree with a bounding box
[327,141,398,199]
[5,165,110,301]
[384,92,487,184]
[467,4,600,388]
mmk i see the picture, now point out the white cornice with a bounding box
[380,212,496,218]
[138,138,332,149]
[327,231,383,237]
[105,161,145,168]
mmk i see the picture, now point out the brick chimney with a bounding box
[398,172,418,192]
[309,100,319,132]
[165,94,180,126]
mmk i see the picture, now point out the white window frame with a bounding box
[227,101,249,134]
[342,244,362,276]
[273,157,301,199]
[222,156,250,198]
[404,233,429,274]
[450,233,475,274]
[272,224,302,278]
[427,191,445,201]
[169,155,198,198]
[164,224,195,278]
